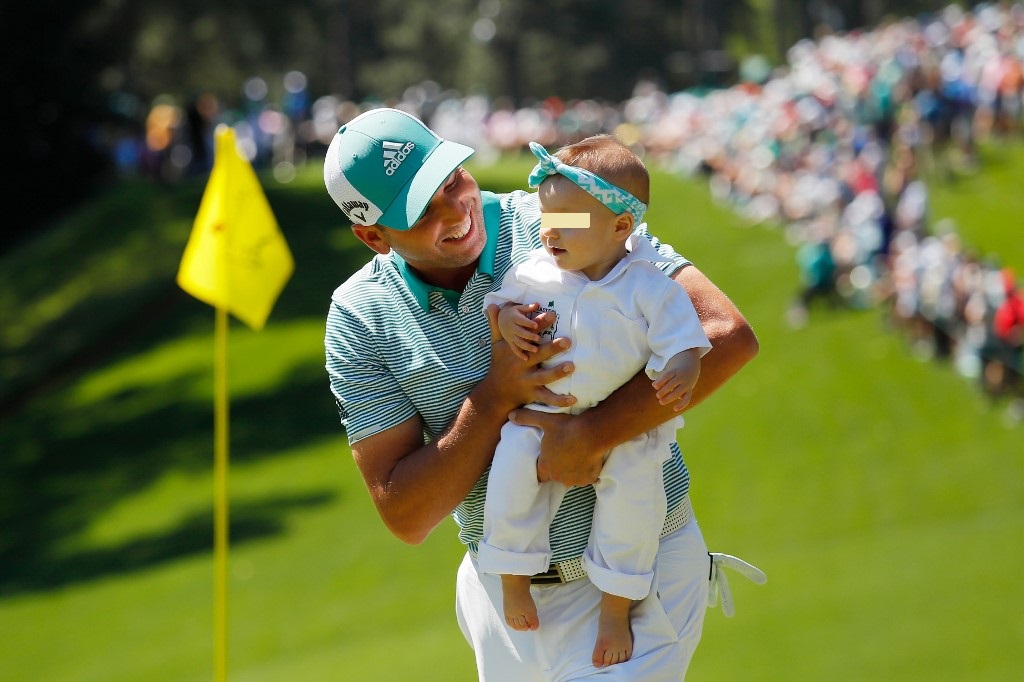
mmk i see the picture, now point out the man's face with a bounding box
[380,167,486,281]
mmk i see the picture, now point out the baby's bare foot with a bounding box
[592,594,634,668]
[501,575,539,631]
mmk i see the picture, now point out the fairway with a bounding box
[1,145,1022,681]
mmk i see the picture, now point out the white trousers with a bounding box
[478,422,669,599]
[457,516,710,681]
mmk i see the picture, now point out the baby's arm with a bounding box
[643,264,710,412]
[497,302,544,361]
[652,348,702,412]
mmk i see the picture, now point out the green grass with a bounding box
[1,146,1022,681]
[925,140,1024,270]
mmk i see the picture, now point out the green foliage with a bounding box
[0,151,1021,681]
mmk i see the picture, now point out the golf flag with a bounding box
[176,125,292,682]
[177,125,293,330]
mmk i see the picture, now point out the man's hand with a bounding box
[348,307,575,545]
[506,409,607,486]
[480,304,577,414]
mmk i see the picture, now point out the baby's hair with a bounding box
[553,135,650,206]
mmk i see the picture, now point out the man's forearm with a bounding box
[676,266,760,409]
[575,264,758,453]
[379,385,512,544]
[575,371,684,453]
[357,331,577,544]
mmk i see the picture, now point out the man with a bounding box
[324,107,759,680]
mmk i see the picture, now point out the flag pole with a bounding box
[175,124,293,680]
[214,305,230,682]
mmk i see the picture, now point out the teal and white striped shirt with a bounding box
[325,190,693,561]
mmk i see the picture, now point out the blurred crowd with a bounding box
[105,70,313,185]
[641,1,1024,404]
[105,3,1024,407]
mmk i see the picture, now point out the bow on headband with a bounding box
[527,141,647,226]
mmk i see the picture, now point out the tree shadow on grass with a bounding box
[0,359,344,597]
[0,490,336,595]
[0,179,366,412]
[0,175,375,598]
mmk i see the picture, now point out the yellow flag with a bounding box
[177,125,294,330]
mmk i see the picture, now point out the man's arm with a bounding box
[674,264,759,407]
[515,265,759,486]
[350,315,575,544]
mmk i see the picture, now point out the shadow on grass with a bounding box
[1,166,523,597]
[0,354,342,596]
[0,174,375,599]
[0,177,367,410]
[0,180,207,408]
[0,491,336,595]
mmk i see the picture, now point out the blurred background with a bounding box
[2,1,1022,680]
[7,0,987,247]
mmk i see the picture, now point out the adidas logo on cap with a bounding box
[382,141,416,176]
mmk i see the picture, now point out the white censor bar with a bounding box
[541,213,591,229]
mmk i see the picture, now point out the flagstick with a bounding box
[176,125,291,680]
[214,306,230,682]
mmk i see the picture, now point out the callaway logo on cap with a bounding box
[324,108,475,231]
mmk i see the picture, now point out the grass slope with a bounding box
[0,147,1021,681]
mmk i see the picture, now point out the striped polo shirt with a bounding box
[325,189,693,561]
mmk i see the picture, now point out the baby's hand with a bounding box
[652,350,701,411]
[498,303,543,361]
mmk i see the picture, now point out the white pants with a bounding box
[457,516,710,681]
[479,423,670,599]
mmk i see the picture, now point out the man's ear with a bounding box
[351,224,391,255]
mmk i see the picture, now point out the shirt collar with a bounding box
[391,191,502,312]
[625,228,670,262]
[592,229,671,283]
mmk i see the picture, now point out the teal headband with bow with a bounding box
[527,141,647,225]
